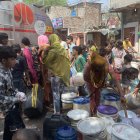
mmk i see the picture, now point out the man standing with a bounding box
[66,36,75,57]
[0,46,26,140]
[123,37,136,53]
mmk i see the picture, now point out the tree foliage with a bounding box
[24,0,67,6]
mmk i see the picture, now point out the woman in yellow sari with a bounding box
[43,34,70,114]
[84,49,124,114]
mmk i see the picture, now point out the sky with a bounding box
[67,0,109,7]
[100,0,108,6]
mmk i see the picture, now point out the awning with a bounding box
[110,3,140,12]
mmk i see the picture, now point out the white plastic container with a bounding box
[61,92,78,100]
[61,92,78,110]
[83,131,107,140]
[111,123,140,140]
[67,109,89,127]
[73,97,90,113]
[118,110,137,121]
[102,117,115,140]
[77,117,106,140]
[132,117,140,131]
[77,117,106,135]
[61,99,73,110]
[103,93,121,111]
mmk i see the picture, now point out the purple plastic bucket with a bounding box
[97,105,118,115]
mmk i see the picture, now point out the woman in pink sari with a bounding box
[38,35,52,106]
[21,37,38,84]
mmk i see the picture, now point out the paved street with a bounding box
[0,115,45,140]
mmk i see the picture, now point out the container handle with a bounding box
[51,114,61,120]
[102,85,120,95]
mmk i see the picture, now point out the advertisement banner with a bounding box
[52,17,63,29]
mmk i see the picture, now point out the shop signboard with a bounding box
[46,26,53,33]
[34,20,46,35]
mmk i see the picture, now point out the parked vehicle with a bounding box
[0,1,53,45]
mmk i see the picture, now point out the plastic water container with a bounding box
[61,92,78,110]
[97,105,118,121]
[73,97,90,113]
[77,117,106,140]
[67,109,89,128]
[56,126,77,140]
[103,93,121,110]
[61,99,73,110]
[111,123,140,140]
[100,88,118,103]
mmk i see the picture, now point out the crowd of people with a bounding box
[0,32,140,140]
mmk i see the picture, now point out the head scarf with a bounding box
[38,35,49,46]
[43,34,70,86]
[90,45,97,52]
[90,54,107,88]
[49,34,61,45]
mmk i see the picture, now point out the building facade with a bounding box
[110,0,140,48]
[47,3,101,34]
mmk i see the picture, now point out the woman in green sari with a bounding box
[72,46,86,72]
[43,34,70,114]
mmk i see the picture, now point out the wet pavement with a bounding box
[0,114,46,140]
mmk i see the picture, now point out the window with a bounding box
[71,7,77,17]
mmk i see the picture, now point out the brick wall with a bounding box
[47,6,71,19]
[123,9,140,24]
[47,3,101,34]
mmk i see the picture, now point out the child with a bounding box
[122,54,133,69]
[0,46,26,140]
[121,54,133,94]
[112,40,126,71]
[128,67,139,93]
[12,44,31,92]
[122,67,139,94]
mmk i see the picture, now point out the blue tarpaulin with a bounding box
[67,0,97,6]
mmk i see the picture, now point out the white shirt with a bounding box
[60,41,68,50]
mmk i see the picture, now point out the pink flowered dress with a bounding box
[112,48,126,69]
[112,48,126,80]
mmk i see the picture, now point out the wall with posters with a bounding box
[52,17,63,29]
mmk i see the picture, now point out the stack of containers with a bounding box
[61,92,78,110]
[61,87,78,110]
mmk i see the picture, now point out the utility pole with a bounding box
[83,0,86,45]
